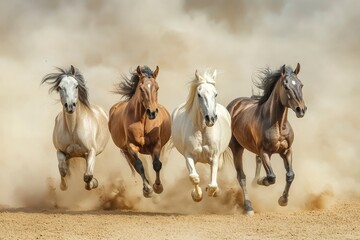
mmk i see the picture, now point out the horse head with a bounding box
[56,65,80,114]
[195,69,218,127]
[137,66,160,120]
[279,63,307,118]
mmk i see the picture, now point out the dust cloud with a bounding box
[0,0,359,213]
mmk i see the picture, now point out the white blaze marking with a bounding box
[292,80,296,85]
[147,83,151,89]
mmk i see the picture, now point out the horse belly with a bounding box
[66,144,88,157]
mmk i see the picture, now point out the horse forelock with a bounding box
[41,66,90,108]
[183,69,217,111]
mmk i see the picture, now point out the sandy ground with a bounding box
[0,200,359,240]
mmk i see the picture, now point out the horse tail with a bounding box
[219,147,233,171]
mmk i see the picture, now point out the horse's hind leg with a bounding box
[57,150,68,191]
[84,148,98,190]
[229,137,254,215]
[184,154,202,202]
[252,155,262,187]
[278,149,295,206]
[257,151,276,186]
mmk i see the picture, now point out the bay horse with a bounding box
[108,66,171,197]
[41,65,110,191]
[227,63,307,214]
[171,69,232,202]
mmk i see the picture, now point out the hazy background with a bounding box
[0,0,359,213]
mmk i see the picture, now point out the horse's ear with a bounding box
[294,63,300,75]
[212,70,217,80]
[71,65,76,76]
[195,70,200,81]
[153,66,159,79]
[136,66,143,77]
[280,64,286,77]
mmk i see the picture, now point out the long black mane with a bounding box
[114,66,154,101]
[41,66,90,107]
[252,66,293,105]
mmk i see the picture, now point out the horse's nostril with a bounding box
[215,115,218,121]
[205,115,210,122]
[305,106,308,112]
[64,103,68,108]
[296,107,301,113]
[155,108,159,113]
[146,109,151,115]
[73,103,76,107]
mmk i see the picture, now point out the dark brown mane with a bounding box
[114,66,154,101]
[252,66,293,105]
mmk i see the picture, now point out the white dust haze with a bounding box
[0,0,359,213]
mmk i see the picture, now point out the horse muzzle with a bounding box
[205,114,217,127]
[64,102,76,114]
[146,108,158,120]
[295,106,307,118]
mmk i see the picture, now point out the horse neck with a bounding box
[261,80,288,129]
[128,89,146,119]
[63,101,84,134]
[189,99,206,129]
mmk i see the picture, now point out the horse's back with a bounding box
[89,104,110,154]
[108,101,128,149]
[216,103,232,151]
[158,104,172,147]
[227,97,257,118]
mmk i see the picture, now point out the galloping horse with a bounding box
[41,65,109,190]
[227,63,306,214]
[108,66,171,197]
[171,69,232,202]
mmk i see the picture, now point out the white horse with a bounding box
[171,69,232,202]
[42,65,109,191]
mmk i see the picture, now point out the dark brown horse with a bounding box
[108,66,171,197]
[227,63,306,215]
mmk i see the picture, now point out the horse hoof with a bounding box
[257,177,270,186]
[206,185,219,197]
[85,178,98,191]
[143,187,154,198]
[191,188,203,202]
[60,178,67,191]
[60,183,67,191]
[153,183,163,194]
[84,174,93,183]
[278,196,288,206]
[244,200,254,215]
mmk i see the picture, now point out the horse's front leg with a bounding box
[127,144,153,198]
[184,153,202,202]
[84,148,98,190]
[57,150,69,191]
[152,142,163,194]
[257,151,276,186]
[278,149,295,206]
[207,155,219,197]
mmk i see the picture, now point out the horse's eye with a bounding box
[197,93,201,98]
[215,93,218,97]
[75,85,78,89]
[57,86,62,91]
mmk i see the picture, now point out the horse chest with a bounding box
[264,126,289,153]
[188,131,215,163]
